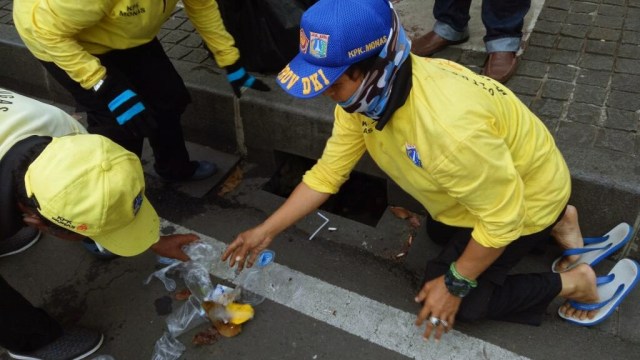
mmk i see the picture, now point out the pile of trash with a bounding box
[144,241,274,359]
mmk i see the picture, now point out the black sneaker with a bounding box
[0,227,41,258]
[7,327,104,360]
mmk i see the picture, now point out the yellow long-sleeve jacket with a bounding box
[13,0,239,89]
[303,55,571,248]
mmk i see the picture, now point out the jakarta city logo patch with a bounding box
[133,192,143,216]
[309,32,329,58]
[405,143,422,168]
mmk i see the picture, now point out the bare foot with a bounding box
[558,264,599,321]
[551,205,584,272]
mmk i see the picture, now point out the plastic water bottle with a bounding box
[238,250,275,306]
[183,265,214,304]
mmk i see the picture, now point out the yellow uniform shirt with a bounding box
[303,55,570,248]
[13,0,239,89]
[0,88,86,159]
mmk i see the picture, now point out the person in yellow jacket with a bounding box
[222,0,627,341]
[0,88,199,359]
[13,0,269,182]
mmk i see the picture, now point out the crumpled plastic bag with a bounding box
[151,332,186,360]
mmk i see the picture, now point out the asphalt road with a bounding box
[2,159,640,360]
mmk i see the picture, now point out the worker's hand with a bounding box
[414,276,461,342]
[151,233,200,261]
[225,60,270,98]
[222,225,273,271]
[93,70,157,137]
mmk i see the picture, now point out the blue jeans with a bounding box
[432,0,531,53]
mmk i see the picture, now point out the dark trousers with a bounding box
[0,275,62,352]
[40,38,197,179]
[423,213,562,326]
[433,0,531,43]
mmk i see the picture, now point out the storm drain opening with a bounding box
[263,152,388,227]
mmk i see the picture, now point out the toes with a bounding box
[554,257,577,272]
[559,303,572,317]
[576,309,588,320]
[556,259,569,272]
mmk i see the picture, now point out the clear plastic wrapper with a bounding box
[143,261,181,291]
[144,241,215,292]
[151,332,186,360]
[165,295,208,337]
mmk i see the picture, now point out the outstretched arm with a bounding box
[222,182,330,270]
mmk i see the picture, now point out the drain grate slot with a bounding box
[263,152,387,227]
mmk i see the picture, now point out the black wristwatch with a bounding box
[444,262,477,298]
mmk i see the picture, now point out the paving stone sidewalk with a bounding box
[144,1,640,161]
[1,0,637,160]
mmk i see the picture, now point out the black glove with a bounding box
[92,71,157,137]
[225,60,270,98]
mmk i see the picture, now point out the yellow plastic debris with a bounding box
[226,302,254,325]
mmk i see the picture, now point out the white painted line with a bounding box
[308,212,330,240]
[162,219,528,360]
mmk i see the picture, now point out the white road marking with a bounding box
[162,219,528,360]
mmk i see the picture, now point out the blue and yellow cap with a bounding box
[277,0,392,98]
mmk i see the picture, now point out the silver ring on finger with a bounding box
[429,316,441,327]
[439,319,449,328]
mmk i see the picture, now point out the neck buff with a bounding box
[338,3,411,119]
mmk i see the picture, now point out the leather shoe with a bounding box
[482,52,518,83]
[411,31,469,57]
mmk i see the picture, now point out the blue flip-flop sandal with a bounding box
[559,258,640,326]
[552,223,633,273]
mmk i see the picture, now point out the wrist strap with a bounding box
[450,262,478,288]
[227,67,247,82]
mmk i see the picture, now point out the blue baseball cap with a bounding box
[277,0,392,99]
